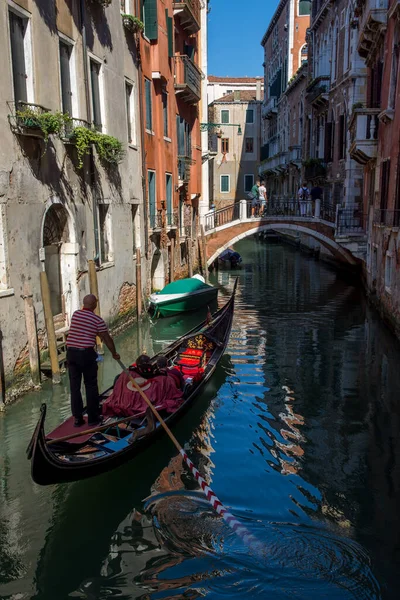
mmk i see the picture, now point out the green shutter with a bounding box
[144,0,158,40]
[166,10,173,57]
[299,1,311,16]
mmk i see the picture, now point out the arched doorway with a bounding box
[151,248,165,291]
[43,204,69,319]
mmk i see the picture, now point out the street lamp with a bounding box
[200,123,243,135]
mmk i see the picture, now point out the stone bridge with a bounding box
[202,200,367,267]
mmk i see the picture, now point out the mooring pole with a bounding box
[187,237,193,277]
[0,328,6,408]
[40,271,61,384]
[136,248,142,319]
[201,225,209,283]
[88,259,104,354]
[170,237,175,282]
[22,284,41,386]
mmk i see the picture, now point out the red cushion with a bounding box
[182,348,204,357]
[178,356,201,366]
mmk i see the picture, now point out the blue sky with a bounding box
[207,0,279,77]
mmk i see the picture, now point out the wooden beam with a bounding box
[23,283,41,386]
[40,271,61,384]
[136,248,142,319]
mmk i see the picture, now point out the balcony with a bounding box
[8,101,50,138]
[357,2,388,63]
[349,109,379,164]
[306,76,330,108]
[174,55,201,104]
[373,208,400,228]
[311,0,334,30]
[173,0,200,34]
[150,211,163,232]
[166,208,179,229]
[178,155,195,184]
[289,146,302,167]
[259,152,288,175]
[262,97,277,120]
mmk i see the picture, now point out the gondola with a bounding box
[27,279,238,486]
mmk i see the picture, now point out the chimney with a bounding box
[234,90,241,102]
[256,77,262,101]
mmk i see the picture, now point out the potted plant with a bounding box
[15,106,69,141]
[122,13,144,33]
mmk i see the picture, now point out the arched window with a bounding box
[300,44,308,66]
[343,6,351,73]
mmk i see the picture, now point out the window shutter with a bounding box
[90,61,102,128]
[299,1,311,16]
[338,115,345,160]
[145,79,152,130]
[380,160,390,211]
[166,11,173,58]
[177,115,185,155]
[324,122,333,162]
[60,42,73,115]
[9,12,27,103]
[143,0,158,41]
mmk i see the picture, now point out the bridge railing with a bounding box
[336,207,366,236]
[204,203,240,231]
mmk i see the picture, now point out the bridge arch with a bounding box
[207,223,357,266]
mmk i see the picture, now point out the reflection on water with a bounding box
[1,238,400,599]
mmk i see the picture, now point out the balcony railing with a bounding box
[178,155,195,183]
[173,0,200,33]
[174,55,201,104]
[349,109,379,165]
[259,152,288,175]
[289,146,302,164]
[262,97,278,120]
[167,209,179,228]
[150,211,163,231]
[204,203,240,232]
[307,78,330,107]
[8,101,50,137]
[373,208,400,228]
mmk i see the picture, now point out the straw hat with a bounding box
[127,377,152,392]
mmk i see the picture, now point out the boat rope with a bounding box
[117,359,263,554]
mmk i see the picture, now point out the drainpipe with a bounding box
[136,0,149,259]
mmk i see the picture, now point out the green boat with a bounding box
[148,275,218,318]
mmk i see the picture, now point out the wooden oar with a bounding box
[116,359,263,554]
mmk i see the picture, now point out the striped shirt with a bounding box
[66,309,108,349]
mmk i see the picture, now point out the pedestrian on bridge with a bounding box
[259,180,267,216]
[250,179,260,218]
[298,183,310,217]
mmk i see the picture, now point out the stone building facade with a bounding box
[139,0,204,290]
[208,88,262,206]
[260,0,310,195]
[354,0,400,335]
[0,0,146,386]
[207,75,264,104]
[304,0,366,209]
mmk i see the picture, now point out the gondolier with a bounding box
[66,294,120,427]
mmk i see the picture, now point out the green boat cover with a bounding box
[158,278,211,295]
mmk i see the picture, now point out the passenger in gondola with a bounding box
[156,355,185,390]
[102,354,184,440]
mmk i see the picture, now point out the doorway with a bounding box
[43,204,69,320]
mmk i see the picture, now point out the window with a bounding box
[300,44,308,66]
[9,10,32,104]
[338,114,346,160]
[246,109,254,124]
[226,89,232,94]
[245,137,254,153]
[89,59,102,130]
[166,10,173,57]
[148,170,156,227]
[221,109,230,124]
[220,175,230,193]
[385,253,393,291]
[145,78,152,131]
[298,1,311,16]
[98,204,113,264]
[389,33,399,110]
[380,159,390,212]
[59,41,73,115]
[142,0,158,40]
[221,138,229,153]
[0,206,10,292]
[244,175,254,193]
[125,81,136,145]
[162,91,168,137]
[166,173,172,220]
[131,205,139,253]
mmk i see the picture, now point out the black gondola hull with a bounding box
[28,281,237,485]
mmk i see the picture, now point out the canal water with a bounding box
[1,238,400,600]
